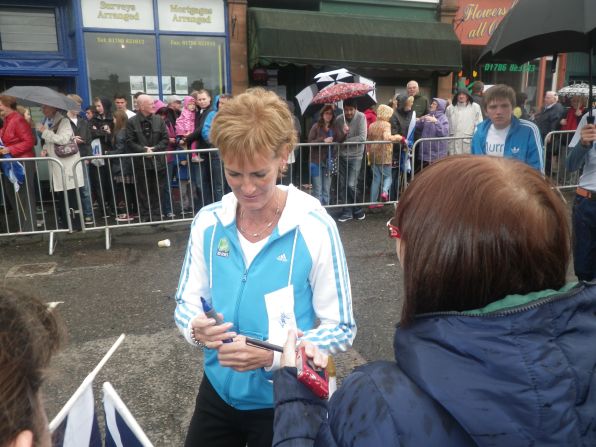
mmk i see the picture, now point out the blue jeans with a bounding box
[162,161,175,215]
[370,164,392,202]
[208,151,225,203]
[338,155,363,216]
[80,163,93,217]
[572,195,596,281]
[311,165,331,205]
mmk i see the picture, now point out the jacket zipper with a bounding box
[414,285,584,320]
[219,226,284,405]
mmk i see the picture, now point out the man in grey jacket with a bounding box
[336,99,367,222]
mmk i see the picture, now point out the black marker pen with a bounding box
[245,338,284,353]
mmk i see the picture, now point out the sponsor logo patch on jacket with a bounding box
[217,238,230,257]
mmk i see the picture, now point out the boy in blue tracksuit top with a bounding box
[471,84,544,172]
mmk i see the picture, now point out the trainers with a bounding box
[380,192,389,202]
[338,213,353,223]
[354,211,366,220]
[368,204,383,209]
[84,216,93,225]
[115,213,134,222]
[166,212,176,218]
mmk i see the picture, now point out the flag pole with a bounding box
[49,334,126,431]
[103,382,155,447]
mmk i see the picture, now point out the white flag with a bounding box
[50,381,101,447]
[103,382,154,447]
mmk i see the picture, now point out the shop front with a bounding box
[0,0,230,106]
[247,2,462,107]
[452,0,568,110]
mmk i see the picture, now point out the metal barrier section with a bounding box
[72,149,226,249]
[4,134,582,253]
[410,136,470,173]
[544,130,578,190]
[1,157,71,255]
[409,134,581,192]
[289,141,404,211]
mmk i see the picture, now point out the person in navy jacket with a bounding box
[273,155,596,447]
[471,84,544,172]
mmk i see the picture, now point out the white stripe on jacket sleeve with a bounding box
[174,213,214,345]
[300,210,356,353]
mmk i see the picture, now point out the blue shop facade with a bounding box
[0,0,231,107]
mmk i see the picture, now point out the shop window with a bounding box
[84,32,157,103]
[159,35,228,96]
[0,7,58,52]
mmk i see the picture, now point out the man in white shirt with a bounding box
[113,94,136,118]
[471,84,543,172]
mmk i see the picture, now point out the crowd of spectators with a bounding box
[0,80,592,233]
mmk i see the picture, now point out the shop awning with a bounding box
[248,8,462,72]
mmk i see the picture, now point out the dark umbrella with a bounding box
[478,0,596,122]
[1,86,80,112]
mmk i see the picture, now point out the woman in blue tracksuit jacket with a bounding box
[174,89,355,447]
[273,155,596,447]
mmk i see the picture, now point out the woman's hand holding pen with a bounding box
[217,335,275,372]
[190,313,236,349]
[281,329,327,370]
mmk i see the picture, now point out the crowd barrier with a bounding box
[1,134,583,253]
[0,157,72,254]
[543,130,578,190]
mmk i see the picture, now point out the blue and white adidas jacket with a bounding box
[174,185,356,410]
[471,116,544,172]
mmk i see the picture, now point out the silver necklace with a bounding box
[238,193,281,238]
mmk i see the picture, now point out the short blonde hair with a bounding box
[376,104,394,122]
[210,88,297,164]
[67,94,83,105]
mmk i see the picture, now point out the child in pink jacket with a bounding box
[176,96,200,161]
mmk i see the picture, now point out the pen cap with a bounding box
[200,296,213,313]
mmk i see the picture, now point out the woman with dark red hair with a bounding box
[274,155,596,446]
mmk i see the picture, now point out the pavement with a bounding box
[0,205,401,445]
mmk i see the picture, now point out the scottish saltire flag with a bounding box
[0,136,25,192]
[49,335,126,447]
[50,381,102,447]
[400,111,417,173]
[103,382,154,447]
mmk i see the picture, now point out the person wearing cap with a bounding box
[446,88,483,155]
